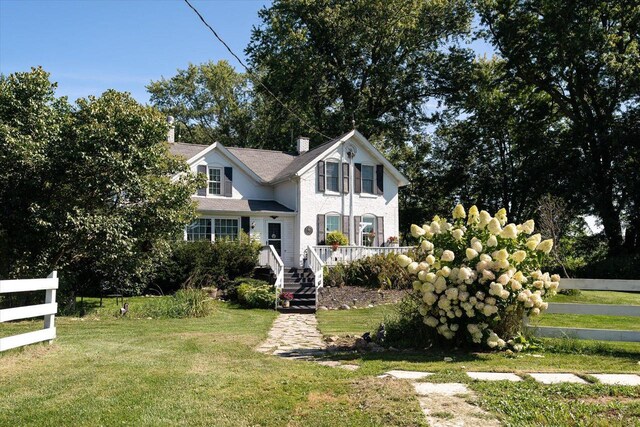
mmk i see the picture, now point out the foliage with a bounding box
[574,253,640,280]
[153,234,261,295]
[246,0,473,150]
[382,294,437,349]
[147,60,255,146]
[119,289,212,319]
[0,67,199,303]
[236,279,275,309]
[324,254,413,290]
[398,204,558,349]
[476,0,640,252]
[325,230,348,246]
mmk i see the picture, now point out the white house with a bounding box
[168,129,409,269]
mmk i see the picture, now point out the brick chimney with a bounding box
[296,136,309,154]
[167,116,175,143]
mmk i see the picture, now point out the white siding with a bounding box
[296,135,400,265]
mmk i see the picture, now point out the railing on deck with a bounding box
[313,245,413,266]
[527,278,640,342]
[306,245,324,308]
[259,245,284,309]
[0,271,58,352]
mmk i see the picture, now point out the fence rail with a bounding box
[259,245,284,309]
[528,278,640,342]
[313,245,413,266]
[0,271,58,352]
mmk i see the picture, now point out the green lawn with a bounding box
[548,290,640,305]
[1,301,427,427]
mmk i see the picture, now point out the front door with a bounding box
[267,222,282,256]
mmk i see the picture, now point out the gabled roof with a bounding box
[167,130,409,186]
[193,197,295,214]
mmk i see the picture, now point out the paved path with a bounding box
[255,313,326,358]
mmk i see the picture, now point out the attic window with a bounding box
[208,168,221,195]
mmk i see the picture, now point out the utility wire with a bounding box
[183,0,333,140]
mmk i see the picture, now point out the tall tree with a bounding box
[246,0,473,150]
[476,0,640,252]
[148,60,255,147]
[0,68,199,298]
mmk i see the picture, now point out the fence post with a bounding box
[44,271,57,344]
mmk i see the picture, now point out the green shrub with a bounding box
[236,279,275,309]
[152,232,261,294]
[323,254,412,289]
[326,230,349,246]
[135,289,212,318]
[382,294,437,349]
[574,253,640,279]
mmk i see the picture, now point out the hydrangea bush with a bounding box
[397,205,559,350]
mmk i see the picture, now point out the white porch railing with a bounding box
[0,271,58,352]
[306,245,324,308]
[314,245,413,266]
[527,278,640,342]
[259,245,284,309]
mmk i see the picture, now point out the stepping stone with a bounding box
[466,372,522,382]
[529,373,587,384]
[316,361,342,367]
[383,370,434,380]
[413,382,469,396]
[338,364,360,371]
[592,374,640,386]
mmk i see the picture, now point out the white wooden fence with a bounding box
[0,271,58,352]
[528,278,640,342]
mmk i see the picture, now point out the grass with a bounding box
[0,299,427,427]
[318,305,395,336]
[548,290,640,306]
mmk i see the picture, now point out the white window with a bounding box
[214,218,239,240]
[361,215,376,246]
[208,168,222,195]
[361,165,374,194]
[326,162,340,192]
[187,218,211,241]
[326,214,340,233]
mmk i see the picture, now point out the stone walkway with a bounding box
[255,313,326,358]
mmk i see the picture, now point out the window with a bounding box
[187,218,211,241]
[214,218,238,240]
[326,162,339,192]
[361,215,376,246]
[361,165,374,194]
[326,214,340,233]
[208,168,221,195]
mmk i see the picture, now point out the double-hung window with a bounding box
[325,162,340,192]
[361,165,374,194]
[361,215,376,246]
[214,218,239,240]
[208,168,222,195]
[186,218,212,241]
[325,214,340,234]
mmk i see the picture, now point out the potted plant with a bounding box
[279,291,294,308]
[387,236,399,247]
[326,230,348,251]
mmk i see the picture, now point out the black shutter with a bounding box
[317,161,325,192]
[376,216,384,246]
[354,163,362,193]
[241,216,250,236]
[342,162,349,194]
[342,215,350,243]
[223,167,233,197]
[197,165,207,196]
[353,215,361,245]
[317,214,325,244]
[376,164,384,195]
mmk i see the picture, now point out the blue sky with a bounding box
[0,0,272,103]
[1,0,493,105]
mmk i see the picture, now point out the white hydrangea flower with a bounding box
[421,240,434,251]
[441,250,455,262]
[411,223,426,237]
[488,218,503,235]
[487,235,498,247]
[452,229,464,240]
[453,204,466,219]
[398,254,412,267]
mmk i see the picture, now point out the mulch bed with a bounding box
[317,285,409,309]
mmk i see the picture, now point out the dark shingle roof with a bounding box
[168,142,208,159]
[193,198,294,213]
[226,147,297,182]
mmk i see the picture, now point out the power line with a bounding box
[183,0,333,140]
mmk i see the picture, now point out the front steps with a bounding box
[278,268,316,314]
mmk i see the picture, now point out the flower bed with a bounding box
[398,205,558,350]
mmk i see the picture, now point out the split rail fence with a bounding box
[528,278,640,342]
[0,271,58,352]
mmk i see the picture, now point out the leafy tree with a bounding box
[147,60,255,146]
[246,0,473,150]
[0,67,199,302]
[476,0,640,252]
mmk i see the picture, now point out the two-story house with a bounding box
[168,129,409,269]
